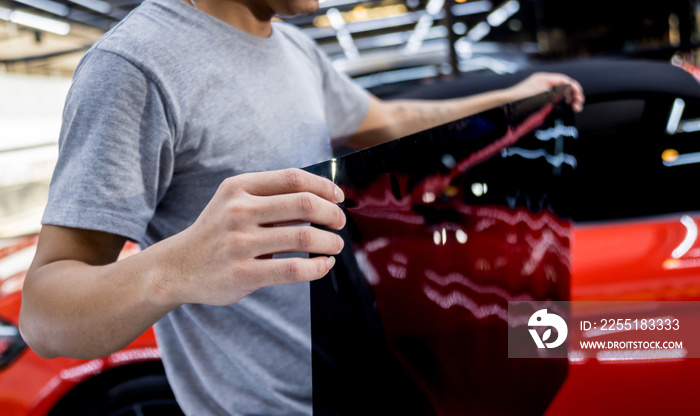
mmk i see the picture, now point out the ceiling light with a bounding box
[0,6,11,20]
[487,0,519,27]
[452,1,492,16]
[68,0,111,14]
[666,98,685,134]
[14,0,70,17]
[467,21,490,41]
[2,10,70,35]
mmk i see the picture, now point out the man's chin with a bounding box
[302,0,320,14]
[280,0,319,17]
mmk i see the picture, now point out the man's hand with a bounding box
[20,168,345,359]
[159,168,346,306]
[505,72,585,112]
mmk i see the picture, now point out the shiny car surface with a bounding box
[307,86,573,415]
[309,57,700,415]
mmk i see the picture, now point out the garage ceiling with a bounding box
[0,0,449,77]
[0,0,140,76]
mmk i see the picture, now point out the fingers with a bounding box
[256,192,346,229]
[251,225,344,258]
[233,168,344,203]
[217,169,346,231]
[546,73,584,112]
[566,79,585,113]
[251,256,337,286]
[535,72,585,112]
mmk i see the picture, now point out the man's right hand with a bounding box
[20,168,345,359]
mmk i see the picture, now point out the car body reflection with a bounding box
[305,87,575,415]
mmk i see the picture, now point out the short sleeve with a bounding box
[312,44,370,141]
[41,49,175,243]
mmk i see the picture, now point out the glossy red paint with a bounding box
[0,236,159,416]
[545,215,700,416]
[572,216,700,302]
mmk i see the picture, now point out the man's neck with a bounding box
[182,0,275,37]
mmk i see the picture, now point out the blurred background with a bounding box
[2,0,700,238]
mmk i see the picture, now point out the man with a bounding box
[19,0,584,414]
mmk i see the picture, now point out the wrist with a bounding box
[139,234,188,310]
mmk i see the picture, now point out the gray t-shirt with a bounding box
[41,0,370,414]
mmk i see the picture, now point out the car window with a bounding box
[566,95,700,223]
[305,89,572,415]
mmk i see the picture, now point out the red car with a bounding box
[0,236,178,416]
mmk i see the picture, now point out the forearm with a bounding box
[19,240,178,359]
[346,72,585,149]
[386,90,511,138]
[346,88,511,148]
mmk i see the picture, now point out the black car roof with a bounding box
[393,57,700,100]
